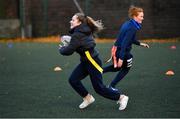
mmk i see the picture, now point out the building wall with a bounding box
[151,0,180,38]
[1,0,180,39]
[0,0,20,38]
[0,0,19,19]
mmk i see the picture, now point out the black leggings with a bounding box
[103,65,130,87]
[103,57,132,87]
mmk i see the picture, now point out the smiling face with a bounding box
[133,12,144,24]
[70,15,82,29]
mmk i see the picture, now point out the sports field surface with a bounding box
[0,42,180,118]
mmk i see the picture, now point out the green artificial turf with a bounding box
[0,42,180,118]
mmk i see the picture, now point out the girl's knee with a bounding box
[68,77,76,85]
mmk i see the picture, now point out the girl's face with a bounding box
[133,12,144,24]
[70,15,81,29]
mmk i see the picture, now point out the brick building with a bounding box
[0,0,180,39]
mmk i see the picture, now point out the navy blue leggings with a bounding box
[103,65,130,87]
[68,56,121,101]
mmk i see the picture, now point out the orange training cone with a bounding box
[165,70,175,76]
[170,45,176,50]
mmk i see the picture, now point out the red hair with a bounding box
[128,6,143,18]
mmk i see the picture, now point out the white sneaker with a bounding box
[79,95,95,109]
[117,95,129,110]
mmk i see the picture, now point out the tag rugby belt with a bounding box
[85,51,103,73]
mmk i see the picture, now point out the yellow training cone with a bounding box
[54,66,62,71]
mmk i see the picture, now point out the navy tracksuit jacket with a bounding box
[59,23,121,100]
[103,19,141,87]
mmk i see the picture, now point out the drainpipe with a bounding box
[42,0,48,37]
[19,0,25,38]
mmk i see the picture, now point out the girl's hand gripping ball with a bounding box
[59,35,71,47]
